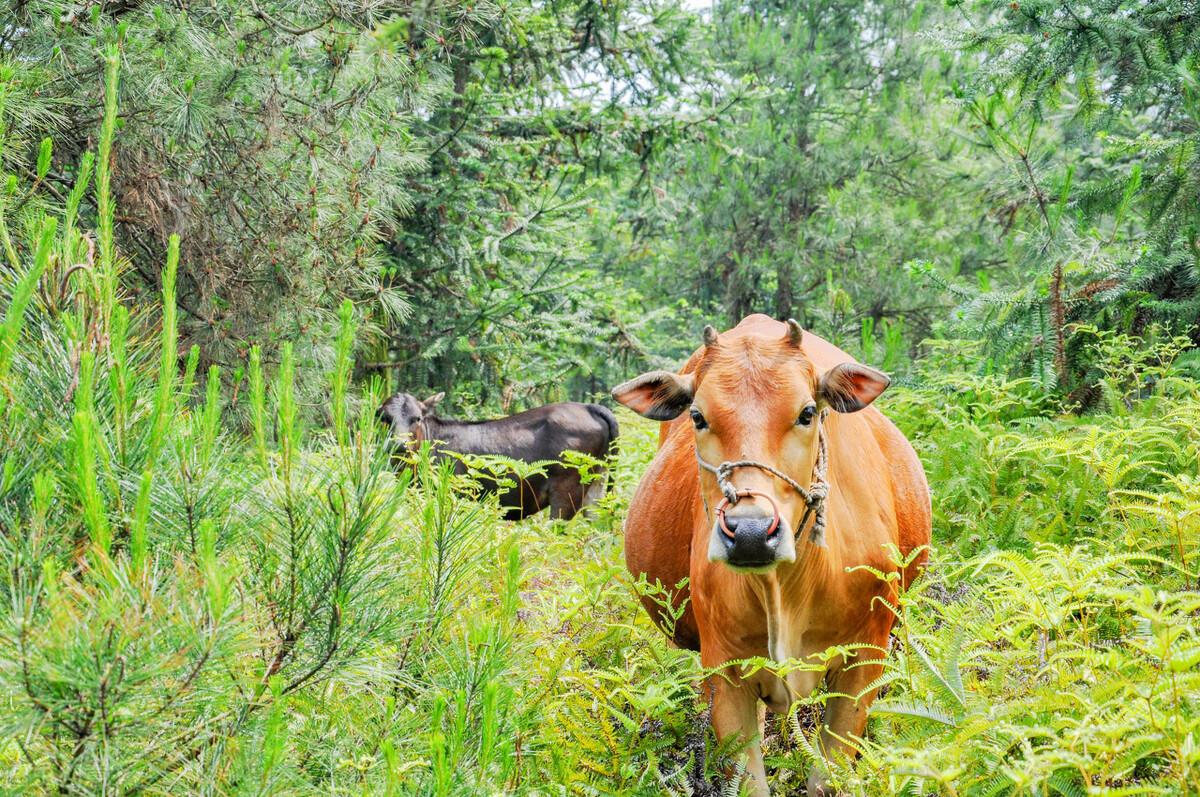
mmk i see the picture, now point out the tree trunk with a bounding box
[1050,261,1066,384]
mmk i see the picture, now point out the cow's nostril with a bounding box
[720,517,740,549]
[720,514,780,567]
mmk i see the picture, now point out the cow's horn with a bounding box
[702,325,719,347]
[784,318,804,346]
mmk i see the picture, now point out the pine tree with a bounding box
[944,0,1200,391]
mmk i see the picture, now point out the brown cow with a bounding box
[612,314,930,796]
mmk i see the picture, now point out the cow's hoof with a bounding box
[806,769,844,797]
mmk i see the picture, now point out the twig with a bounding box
[247,0,333,37]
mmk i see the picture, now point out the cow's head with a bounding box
[377,391,444,442]
[612,320,888,572]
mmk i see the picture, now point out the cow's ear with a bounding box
[818,363,889,413]
[611,371,695,421]
[422,392,445,410]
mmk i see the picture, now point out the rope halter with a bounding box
[694,411,831,548]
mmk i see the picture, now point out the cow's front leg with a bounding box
[807,652,887,796]
[710,672,769,797]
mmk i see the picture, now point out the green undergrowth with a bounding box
[1,60,1198,797]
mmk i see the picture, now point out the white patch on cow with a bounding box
[706,521,731,563]
[581,473,607,507]
[773,525,798,564]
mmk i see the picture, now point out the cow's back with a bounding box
[480,402,616,462]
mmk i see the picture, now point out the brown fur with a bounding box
[621,314,931,795]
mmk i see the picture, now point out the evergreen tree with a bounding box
[940,0,1200,392]
[0,1,697,406]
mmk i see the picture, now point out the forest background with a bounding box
[8,0,1199,409]
[3,1,1200,796]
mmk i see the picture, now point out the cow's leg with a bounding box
[580,467,607,509]
[548,470,584,520]
[807,652,886,796]
[501,476,546,520]
[710,674,769,797]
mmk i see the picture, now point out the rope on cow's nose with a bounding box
[694,412,831,547]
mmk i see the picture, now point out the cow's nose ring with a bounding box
[715,489,781,539]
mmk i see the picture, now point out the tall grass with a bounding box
[0,52,1197,797]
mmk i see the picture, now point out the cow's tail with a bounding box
[586,403,620,494]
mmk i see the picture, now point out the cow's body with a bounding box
[617,315,930,795]
[379,395,618,521]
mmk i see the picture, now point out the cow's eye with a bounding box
[690,409,708,430]
[796,405,816,426]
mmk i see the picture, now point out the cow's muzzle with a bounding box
[709,489,795,570]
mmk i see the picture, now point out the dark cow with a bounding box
[377,392,619,520]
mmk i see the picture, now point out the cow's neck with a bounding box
[759,575,788,662]
[749,543,843,680]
